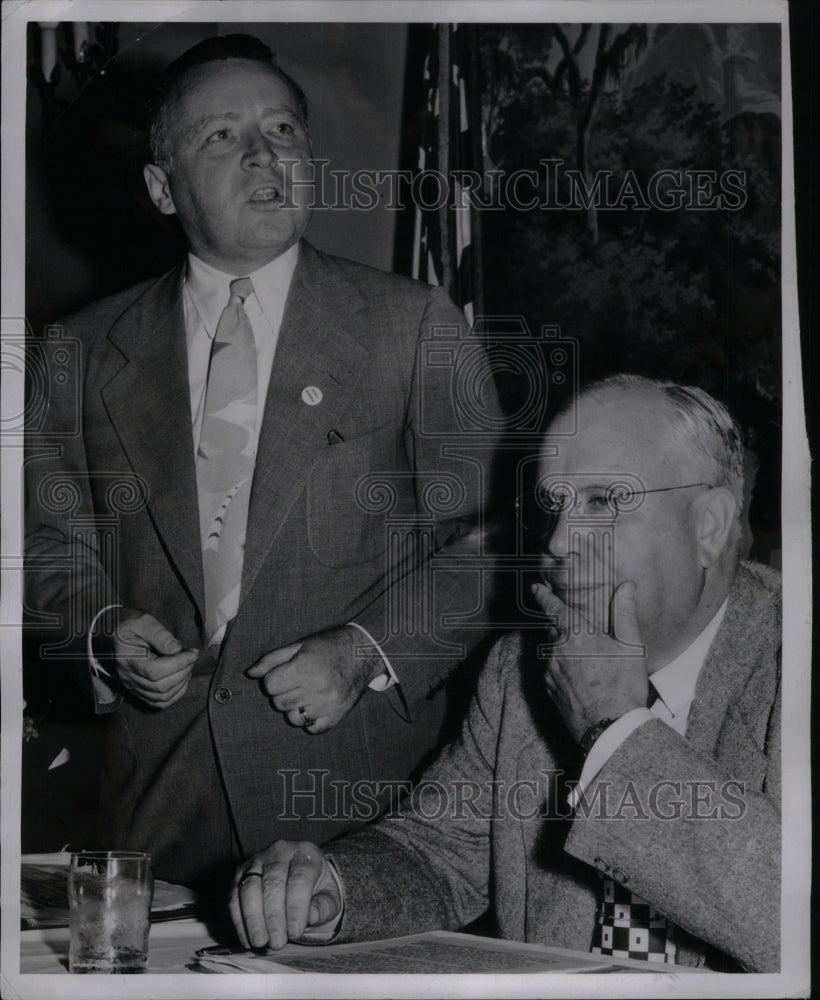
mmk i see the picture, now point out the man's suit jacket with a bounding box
[25,242,500,883]
[326,561,782,972]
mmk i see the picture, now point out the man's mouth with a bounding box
[551,583,607,603]
[248,185,282,204]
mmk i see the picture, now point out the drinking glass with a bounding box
[68,851,153,973]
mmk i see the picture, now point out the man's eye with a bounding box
[586,494,611,511]
[270,121,295,135]
[205,129,231,144]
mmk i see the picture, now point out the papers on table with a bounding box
[195,930,693,974]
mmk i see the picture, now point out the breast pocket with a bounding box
[305,421,410,568]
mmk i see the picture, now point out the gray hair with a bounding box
[576,374,746,510]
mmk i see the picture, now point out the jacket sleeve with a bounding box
[563,679,781,972]
[323,634,514,942]
[351,286,503,714]
[24,325,122,713]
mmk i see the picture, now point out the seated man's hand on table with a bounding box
[230,841,342,950]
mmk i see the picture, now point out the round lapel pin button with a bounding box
[301,386,323,405]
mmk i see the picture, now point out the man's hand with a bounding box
[110,608,198,709]
[531,581,649,743]
[246,626,384,733]
[229,841,341,950]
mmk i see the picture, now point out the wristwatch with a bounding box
[579,717,616,758]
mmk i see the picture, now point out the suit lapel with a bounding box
[686,563,778,780]
[240,244,369,603]
[100,267,205,614]
[515,734,596,949]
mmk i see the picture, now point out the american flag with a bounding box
[412,24,483,323]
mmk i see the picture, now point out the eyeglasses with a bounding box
[516,482,713,552]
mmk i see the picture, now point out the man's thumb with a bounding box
[308,890,342,927]
[611,581,643,648]
[246,642,303,677]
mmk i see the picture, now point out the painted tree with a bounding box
[477,23,782,555]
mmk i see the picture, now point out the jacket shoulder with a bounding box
[302,243,455,312]
[57,269,181,344]
[734,559,781,629]
[737,559,781,602]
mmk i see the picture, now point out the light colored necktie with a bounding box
[196,276,257,643]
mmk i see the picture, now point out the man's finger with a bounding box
[119,612,185,656]
[239,868,271,949]
[255,658,306,697]
[121,649,198,682]
[271,692,304,713]
[144,620,186,655]
[246,642,303,678]
[228,875,250,950]
[611,581,644,648]
[282,850,322,941]
[531,582,568,631]
[284,708,330,733]
[257,858,292,950]
[123,674,191,708]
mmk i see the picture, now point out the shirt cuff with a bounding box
[568,708,654,810]
[346,621,398,691]
[297,857,344,942]
[87,603,122,705]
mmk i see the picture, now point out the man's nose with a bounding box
[543,509,572,559]
[242,131,278,168]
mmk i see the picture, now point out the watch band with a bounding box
[579,717,616,758]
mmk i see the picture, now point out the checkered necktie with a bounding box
[591,876,677,964]
[196,277,257,643]
[589,684,677,964]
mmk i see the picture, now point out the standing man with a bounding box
[25,34,500,885]
[233,376,781,973]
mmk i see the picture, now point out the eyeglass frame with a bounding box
[515,481,715,549]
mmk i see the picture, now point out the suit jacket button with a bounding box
[593,857,609,874]
[214,686,232,704]
[611,867,629,885]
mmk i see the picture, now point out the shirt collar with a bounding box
[184,243,300,337]
[649,598,729,719]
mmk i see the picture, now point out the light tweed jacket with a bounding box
[327,560,781,972]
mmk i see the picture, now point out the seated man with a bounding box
[229,375,781,972]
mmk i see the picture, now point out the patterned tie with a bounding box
[589,680,677,964]
[196,277,257,643]
[590,876,676,963]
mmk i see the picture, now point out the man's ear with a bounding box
[143,164,176,216]
[695,487,737,567]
